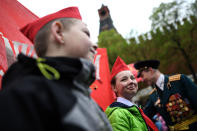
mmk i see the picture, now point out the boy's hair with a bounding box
[34,18,78,57]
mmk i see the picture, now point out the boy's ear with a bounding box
[51,21,65,44]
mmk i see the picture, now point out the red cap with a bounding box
[20,7,82,43]
[111,56,130,80]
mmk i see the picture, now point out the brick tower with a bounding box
[98,4,116,33]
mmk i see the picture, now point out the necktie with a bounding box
[139,108,159,131]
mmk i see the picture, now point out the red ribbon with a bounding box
[139,108,159,131]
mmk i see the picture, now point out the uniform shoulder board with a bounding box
[169,74,181,82]
[149,88,157,95]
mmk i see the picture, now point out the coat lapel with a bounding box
[162,75,171,105]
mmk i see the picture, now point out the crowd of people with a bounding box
[0,6,197,131]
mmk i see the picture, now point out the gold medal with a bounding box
[184,107,189,111]
[167,108,171,112]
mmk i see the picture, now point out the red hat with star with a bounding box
[111,56,130,80]
[20,6,82,43]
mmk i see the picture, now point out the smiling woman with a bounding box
[105,56,159,131]
[114,70,138,100]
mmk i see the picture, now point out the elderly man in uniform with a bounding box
[134,60,197,131]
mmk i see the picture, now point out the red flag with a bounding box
[90,48,115,111]
[0,0,38,89]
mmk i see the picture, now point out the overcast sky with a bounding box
[18,0,183,43]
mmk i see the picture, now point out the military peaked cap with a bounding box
[134,60,160,78]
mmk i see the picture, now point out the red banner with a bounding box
[0,0,38,89]
[90,48,116,111]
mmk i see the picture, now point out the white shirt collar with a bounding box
[156,74,165,91]
[117,97,135,107]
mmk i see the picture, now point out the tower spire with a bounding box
[98,4,116,33]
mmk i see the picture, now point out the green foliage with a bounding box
[191,0,197,17]
[97,0,197,83]
[98,29,129,69]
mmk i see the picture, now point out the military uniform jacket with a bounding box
[0,54,113,131]
[144,74,197,127]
